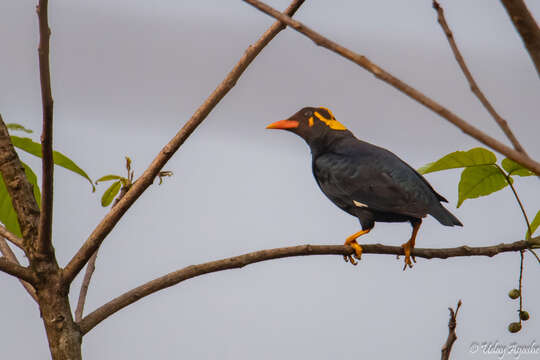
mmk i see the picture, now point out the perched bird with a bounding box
[266,107,462,268]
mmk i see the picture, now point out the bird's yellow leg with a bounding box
[401,220,422,270]
[343,229,371,265]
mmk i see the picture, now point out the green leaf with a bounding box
[7,123,33,134]
[457,165,509,207]
[0,162,41,237]
[526,210,540,240]
[10,136,95,191]
[101,181,121,207]
[96,174,123,184]
[501,158,534,177]
[418,148,496,174]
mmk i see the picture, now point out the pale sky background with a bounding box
[1,0,539,359]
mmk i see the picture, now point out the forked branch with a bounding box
[0,257,38,284]
[78,239,531,334]
[433,1,527,155]
[62,0,306,286]
[243,0,540,175]
[0,238,38,301]
[441,300,462,360]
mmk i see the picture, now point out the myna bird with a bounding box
[266,107,462,269]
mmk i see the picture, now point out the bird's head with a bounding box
[266,107,348,145]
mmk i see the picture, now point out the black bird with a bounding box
[266,106,462,268]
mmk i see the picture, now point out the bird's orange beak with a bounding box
[266,120,299,130]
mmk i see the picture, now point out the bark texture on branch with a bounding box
[0,238,38,301]
[79,239,530,334]
[0,257,37,283]
[243,0,540,175]
[501,0,540,77]
[0,115,40,253]
[62,0,306,285]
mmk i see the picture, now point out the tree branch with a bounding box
[441,300,462,360]
[62,0,306,285]
[0,237,38,301]
[36,0,55,257]
[0,257,38,284]
[243,0,540,175]
[0,115,40,251]
[0,224,25,250]
[78,239,530,334]
[500,0,540,77]
[433,1,527,155]
[74,248,98,322]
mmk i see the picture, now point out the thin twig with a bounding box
[441,300,462,360]
[518,250,524,323]
[0,237,38,302]
[432,1,527,155]
[500,0,540,77]
[74,249,98,322]
[0,225,25,250]
[78,239,530,334]
[0,256,38,284]
[62,0,306,286]
[74,180,128,321]
[242,0,540,175]
[36,0,55,257]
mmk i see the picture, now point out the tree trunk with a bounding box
[37,271,82,360]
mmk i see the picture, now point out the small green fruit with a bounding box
[508,322,522,333]
[520,311,530,321]
[508,289,521,299]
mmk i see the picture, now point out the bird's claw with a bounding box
[343,241,363,266]
[401,240,415,271]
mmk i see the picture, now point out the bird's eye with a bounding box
[303,110,312,117]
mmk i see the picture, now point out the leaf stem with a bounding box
[495,165,531,237]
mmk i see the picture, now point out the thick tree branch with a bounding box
[0,115,40,251]
[441,300,462,360]
[433,1,527,155]
[79,239,530,334]
[0,224,24,250]
[0,237,38,301]
[501,0,540,77]
[36,0,55,257]
[62,0,306,285]
[0,257,38,284]
[243,0,540,175]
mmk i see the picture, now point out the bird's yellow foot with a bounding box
[344,241,363,265]
[401,240,416,270]
[343,228,371,266]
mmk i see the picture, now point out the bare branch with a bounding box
[0,115,40,250]
[0,225,24,250]
[433,1,527,155]
[0,238,38,301]
[0,256,37,284]
[441,300,462,360]
[79,239,530,334]
[243,0,540,175]
[36,0,55,257]
[500,0,540,77]
[74,248,98,322]
[62,0,306,285]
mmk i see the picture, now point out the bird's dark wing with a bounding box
[313,150,435,219]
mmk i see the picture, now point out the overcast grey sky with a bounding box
[1,0,539,359]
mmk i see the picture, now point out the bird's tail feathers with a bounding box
[430,205,463,227]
